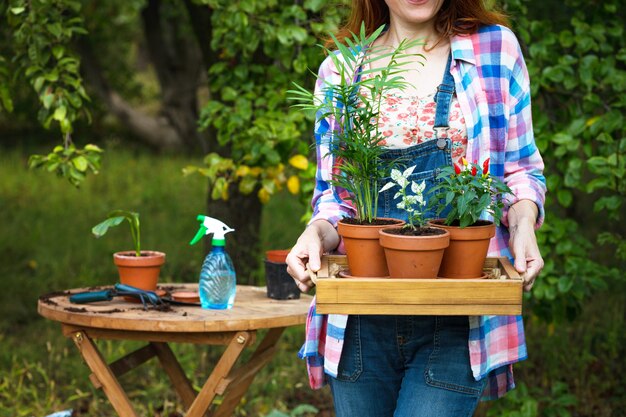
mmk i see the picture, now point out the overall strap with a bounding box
[433,52,455,148]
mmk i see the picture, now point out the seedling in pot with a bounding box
[92,210,141,256]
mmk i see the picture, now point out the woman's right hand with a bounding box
[286,219,339,292]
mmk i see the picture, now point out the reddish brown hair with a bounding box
[327,0,509,48]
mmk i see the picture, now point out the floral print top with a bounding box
[359,74,468,166]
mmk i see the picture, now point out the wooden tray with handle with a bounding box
[314,255,522,316]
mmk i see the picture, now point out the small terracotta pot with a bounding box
[379,226,450,278]
[265,249,291,264]
[337,218,405,277]
[113,250,166,291]
[427,220,495,278]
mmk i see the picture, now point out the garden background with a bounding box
[0,0,624,416]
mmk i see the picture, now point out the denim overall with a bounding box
[329,55,487,417]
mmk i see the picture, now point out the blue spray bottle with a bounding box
[190,215,236,309]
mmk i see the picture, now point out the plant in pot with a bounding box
[92,210,165,291]
[289,25,425,277]
[378,166,450,278]
[264,249,300,300]
[429,158,511,278]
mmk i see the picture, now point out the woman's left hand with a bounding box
[508,200,544,292]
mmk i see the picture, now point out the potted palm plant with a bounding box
[92,210,165,290]
[289,25,424,277]
[429,158,511,278]
[378,166,450,278]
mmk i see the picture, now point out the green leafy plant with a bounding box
[28,143,103,187]
[92,210,141,257]
[379,165,427,229]
[289,24,424,223]
[430,158,511,227]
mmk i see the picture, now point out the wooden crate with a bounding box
[315,255,522,316]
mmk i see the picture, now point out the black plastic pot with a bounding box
[265,260,300,300]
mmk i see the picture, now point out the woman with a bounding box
[286,0,547,415]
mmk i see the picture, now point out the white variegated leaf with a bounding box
[403,165,416,178]
[379,182,395,193]
[390,169,402,183]
[394,191,402,199]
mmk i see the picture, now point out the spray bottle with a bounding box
[190,215,236,309]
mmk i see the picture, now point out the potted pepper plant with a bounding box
[289,25,425,277]
[378,166,450,278]
[429,158,511,278]
[92,210,165,290]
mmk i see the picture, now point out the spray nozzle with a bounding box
[190,215,234,246]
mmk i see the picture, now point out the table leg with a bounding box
[185,331,253,417]
[213,327,286,417]
[151,342,197,409]
[70,330,139,417]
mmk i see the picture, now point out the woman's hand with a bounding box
[508,200,544,291]
[286,220,340,292]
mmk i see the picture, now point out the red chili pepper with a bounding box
[454,164,461,175]
[483,158,490,175]
[471,165,477,176]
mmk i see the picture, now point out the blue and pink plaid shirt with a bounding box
[299,25,546,399]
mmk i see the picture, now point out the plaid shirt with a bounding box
[299,25,547,399]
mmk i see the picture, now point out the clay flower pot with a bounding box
[338,218,405,277]
[113,250,166,291]
[265,249,290,264]
[428,220,495,278]
[379,226,450,278]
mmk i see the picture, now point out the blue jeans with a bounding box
[328,315,487,417]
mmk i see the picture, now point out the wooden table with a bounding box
[38,284,311,417]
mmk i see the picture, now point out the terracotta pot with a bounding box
[265,249,291,264]
[113,250,166,291]
[428,220,495,278]
[379,226,450,278]
[337,218,405,277]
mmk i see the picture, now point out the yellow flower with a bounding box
[287,175,300,194]
[258,188,270,204]
[289,154,309,170]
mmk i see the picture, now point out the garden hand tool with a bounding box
[69,283,200,308]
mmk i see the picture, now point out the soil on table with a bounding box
[341,218,400,226]
[384,226,447,236]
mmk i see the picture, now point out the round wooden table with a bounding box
[38,284,312,417]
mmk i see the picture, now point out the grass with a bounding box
[1,146,624,416]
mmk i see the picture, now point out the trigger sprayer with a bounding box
[190,215,236,309]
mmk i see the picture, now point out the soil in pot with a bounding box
[379,226,450,278]
[265,260,300,300]
[338,217,405,278]
[427,219,495,279]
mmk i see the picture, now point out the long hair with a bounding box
[328,0,509,48]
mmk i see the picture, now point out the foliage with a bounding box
[183,0,346,216]
[28,143,103,187]
[0,0,102,186]
[430,158,510,227]
[498,0,626,324]
[92,210,142,257]
[289,24,424,223]
[379,166,427,229]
